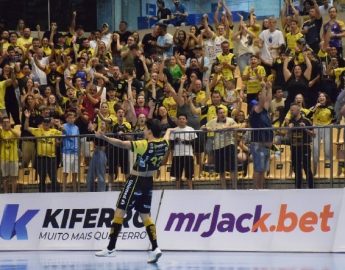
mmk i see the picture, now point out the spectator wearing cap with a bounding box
[301,0,322,53]
[100,23,113,49]
[24,110,62,192]
[170,0,188,26]
[259,17,285,74]
[156,23,174,60]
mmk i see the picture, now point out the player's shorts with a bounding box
[1,161,19,177]
[214,144,237,173]
[62,153,79,173]
[116,175,153,214]
[170,156,194,179]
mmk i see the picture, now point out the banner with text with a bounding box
[156,189,344,252]
[2,189,345,251]
[0,191,162,250]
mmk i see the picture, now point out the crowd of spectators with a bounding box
[1,0,345,193]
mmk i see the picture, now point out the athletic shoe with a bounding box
[95,248,116,257]
[147,247,162,263]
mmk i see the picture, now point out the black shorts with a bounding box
[214,144,237,173]
[107,146,130,175]
[116,175,153,214]
[170,156,194,179]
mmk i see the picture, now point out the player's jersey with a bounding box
[131,138,169,172]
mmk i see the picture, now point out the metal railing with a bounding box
[0,125,344,193]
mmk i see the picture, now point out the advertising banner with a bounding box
[0,191,162,250]
[1,189,345,252]
[156,189,343,252]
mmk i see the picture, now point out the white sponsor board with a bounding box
[0,191,162,250]
[156,189,344,252]
[2,189,345,252]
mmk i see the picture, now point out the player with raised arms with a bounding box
[94,118,175,263]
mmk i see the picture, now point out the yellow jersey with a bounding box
[107,100,118,117]
[163,96,177,118]
[0,129,19,161]
[286,32,304,52]
[312,106,335,126]
[216,52,236,81]
[131,138,169,172]
[242,65,266,94]
[17,37,33,50]
[29,128,62,157]
[0,80,7,110]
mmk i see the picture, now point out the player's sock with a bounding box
[107,216,123,250]
[144,218,158,251]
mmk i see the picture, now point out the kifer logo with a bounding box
[0,204,39,240]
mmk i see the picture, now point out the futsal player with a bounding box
[94,119,174,263]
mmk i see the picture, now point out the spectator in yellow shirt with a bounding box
[0,117,20,193]
[286,19,304,53]
[216,40,237,81]
[242,55,266,110]
[24,110,62,192]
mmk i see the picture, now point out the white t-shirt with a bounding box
[101,33,113,49]
[259,29,285,65]
[30,57,49,85]
[203,38,217,64]
[319,3,333,19]
[157,33,173,60]
[170,126,197,156]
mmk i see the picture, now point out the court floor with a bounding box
[0,251,344,270]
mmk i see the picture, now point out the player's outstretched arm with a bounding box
[95,131,132,150]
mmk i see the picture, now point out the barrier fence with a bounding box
[0,125,345,193]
